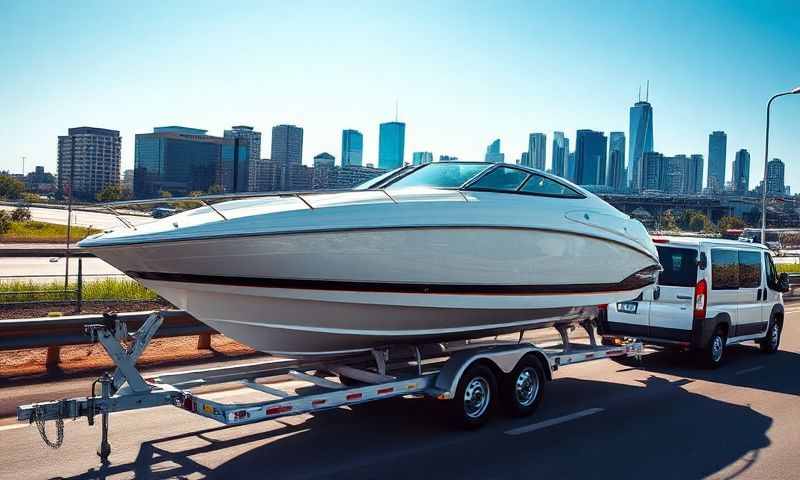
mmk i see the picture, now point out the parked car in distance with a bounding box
[151,207,178,219]
[599,236,790,368]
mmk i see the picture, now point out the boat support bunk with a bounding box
[17,311,642,464]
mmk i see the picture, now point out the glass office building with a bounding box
[628,101,654,191]
[378,122,405,170]
[574,130,608,186]
[341,129,363,167]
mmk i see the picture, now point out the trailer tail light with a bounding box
[182,396,196,412]
[377,387,394,395]
[652,237,669,244]
[694,279,707,319]
[312,399,326,407]
[265,405,292,416]
[346,393,363,401]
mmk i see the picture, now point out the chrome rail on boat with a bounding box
[92,188,400,230]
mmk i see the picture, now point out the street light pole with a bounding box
[761,86,800,244]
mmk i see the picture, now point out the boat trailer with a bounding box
[17,312,642,464]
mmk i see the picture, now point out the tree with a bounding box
[96,184,124,202]
[159,190,173,198]
[0,174,24,200]
[718,215,746,232]
[21,192,41,204]
[659,210,680,231]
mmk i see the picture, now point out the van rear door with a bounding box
[648,246,698,342]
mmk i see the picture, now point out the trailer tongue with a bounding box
[18,311,641,464]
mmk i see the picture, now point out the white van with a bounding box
[599,236,790,367]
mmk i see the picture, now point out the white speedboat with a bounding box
[80,162,660,355]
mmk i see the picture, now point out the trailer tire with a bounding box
[502,355,545,417]
[450,363,496,429]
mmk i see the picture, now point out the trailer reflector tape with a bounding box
[377,387,394,395]
[346,393,363,401]
[312,399,327,407]
[406,384,417,390]
[265,405,292,415]
[203,404,214,414]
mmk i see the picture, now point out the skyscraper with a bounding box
[519,152,529,166]
[567,152,576,182]
[689,154,704,194]
[628,99,654,191]
[527,133,546,170]
[707,131,727,193]
[57,127,121,199]
[732,149,750,194]
[551,132,568,178]
[412,151,433,165]
[341,129,363,167]
[607,132,626,191]
[378,122,405,170]
[485,139,505,163]
[574,130,607,186]
[767,158,785,195]
[271,125,304,165]
[224,126,261,191]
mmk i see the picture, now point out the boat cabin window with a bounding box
[468,166,530,191]
[385,163,490,189]
[519,174,581,197]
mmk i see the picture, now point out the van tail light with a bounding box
[694,279,707,320]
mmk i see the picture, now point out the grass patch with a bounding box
[776,263,800,273]
[0,277,158,303]
[0,221,101,243]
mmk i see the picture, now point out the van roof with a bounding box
[651,235,769,251]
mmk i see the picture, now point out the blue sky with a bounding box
[1,0,798,191]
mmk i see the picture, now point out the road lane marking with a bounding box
[504,408,604,436]
[0,423,28,432]
[735,366,764,376]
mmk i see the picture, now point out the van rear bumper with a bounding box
[598,318,715,350]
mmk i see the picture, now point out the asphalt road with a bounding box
[1,257,123,283]
[0,205,147,229]
[1,310,799,479]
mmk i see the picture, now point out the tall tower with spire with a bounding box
[627,82,654,191]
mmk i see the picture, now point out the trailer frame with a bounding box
[18,311,641,464]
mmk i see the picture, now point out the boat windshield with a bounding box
[383,163,491,190]
[353,166,414,190]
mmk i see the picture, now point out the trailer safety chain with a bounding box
[30,406,64,449]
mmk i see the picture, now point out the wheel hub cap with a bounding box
[712,337,723,362]
[515,368,540,407]
[464,377,490,419]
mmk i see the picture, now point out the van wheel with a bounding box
[759,321,781,354]
[699,328,726,369]
[502,355,546,417]
[449,363,496,429]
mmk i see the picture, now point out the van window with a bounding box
[765,252,778,289]
[711,249,739,290]
[738,251,761,288]
[655,246,697,287]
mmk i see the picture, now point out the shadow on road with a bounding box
[614,343,800,397]
[62,373,773,480]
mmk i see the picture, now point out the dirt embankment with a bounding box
[0,299,171,320]
[0,334,257,381]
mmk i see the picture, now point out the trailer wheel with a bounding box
[450,363,496,429]
[502,355,545,417]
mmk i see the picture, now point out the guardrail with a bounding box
[0,310,214,367]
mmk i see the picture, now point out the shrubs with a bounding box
[10,206,31,222]
[0,210,9,234]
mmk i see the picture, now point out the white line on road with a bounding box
[504,408,605,436]
[0,423,28,432]
[735,366,765,376]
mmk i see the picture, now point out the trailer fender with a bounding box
[433,345,549,399]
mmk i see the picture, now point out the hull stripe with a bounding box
[127,266,658,296]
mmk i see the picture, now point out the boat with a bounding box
[79,162,660,356]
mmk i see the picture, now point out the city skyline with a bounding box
[1,1,798,191]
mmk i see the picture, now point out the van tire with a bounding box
[759,320,781,354]
[699,327,726,369]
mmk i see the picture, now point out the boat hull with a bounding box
[87,226,658,355]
